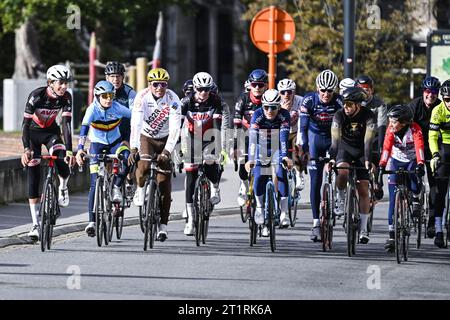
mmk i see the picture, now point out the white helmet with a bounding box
[316,69,338,90]
[46,65,71,81]
[262,89,281,106]
[193,72,214,89]
[277,78,296,91]
[339,78,356,95]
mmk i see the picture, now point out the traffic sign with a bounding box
[250,7,296,54]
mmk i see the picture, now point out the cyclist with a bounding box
[408,76,441,238]
[378,105,425,252]
[297,69,342,242]
[128,68,182,242]
[180,72,230,235]
[329,87,376,244]
[428,79,450,248]
[75,80,132,237]
[244,89,293,237]
[182,79,194,97]
[339,78,355,95]
[244,80,251,93]
[233,69,268,207]
[22,65,75,240]
[277,78,305,195]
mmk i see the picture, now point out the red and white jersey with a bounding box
[379,122,425,166]
[130,87,182,153]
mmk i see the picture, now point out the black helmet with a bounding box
[342,86,367,103]
[440,79,450,96]
[248,69,268,83]
[387,104,413,123]
[105,61,125,75]
[422,76,441,90]
[183,79,193,94]
[355,75,374,87]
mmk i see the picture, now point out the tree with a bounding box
[241,0,424,104]
[0,0,190,79]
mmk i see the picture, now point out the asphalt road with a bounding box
[0,201,449,301]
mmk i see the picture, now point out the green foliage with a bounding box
[241,0,423,104]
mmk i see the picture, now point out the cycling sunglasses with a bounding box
[250,82,266,88]
[424,88,439,95]
[100,93,114,100]
[151,82,168,88]
[196,87,211,93]
[263,104,279,111]
[443,97,450,103]
[319,88,334,93]
[280,90,293,95]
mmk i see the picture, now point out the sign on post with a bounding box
[250,6,296,89]
[427,30,450,81]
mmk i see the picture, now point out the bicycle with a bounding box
[366,170,376,233]
[81,151,122,247]
[339,162,369,257]
[36,155,68,252]
[138,154,172,251]
[382,167,418,264]
[283,167,300,228]
[193,161,222,246]
[320,157,336,252]
[107,155,127,242]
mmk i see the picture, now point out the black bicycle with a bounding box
[320,158,336,252]
[37,155,66,252]
[139,154,172,251]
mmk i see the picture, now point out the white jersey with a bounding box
[130,87,182,154]
[281,95,303,134]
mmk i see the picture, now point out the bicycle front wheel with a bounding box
[345,184,355,257]
[193,182,203,247]
[267,184,276,252]
[94,177,105,247]
[146,180,158,250]
[320,183,331,252]
[394,191,404,264]
[39,180,53,252]
[47,185,58,250]
[201,182,211,244]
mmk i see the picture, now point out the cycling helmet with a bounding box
[339,78,356,95]
[183,79,193,94]
[387,104,413,123]
[193,72,214,89]
[46,65,71,81]
[147,68,170,82]
[277,78,296,91]
[422,76,441,90]
[104,61,125,75]
[440,79,450,96]
[248,69,268,83]
[244,79,251,92]
[355,75,374,87]
[261,89,281,106]
[316,69,338,90]
[342,87,367,103]
[94,80,115,96]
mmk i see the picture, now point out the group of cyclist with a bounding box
[20,61,450,252]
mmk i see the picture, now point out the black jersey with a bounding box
[22,87,72,151]
[233,92,263,130]
[330,107,376,161]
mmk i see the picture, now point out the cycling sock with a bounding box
[30,203,39,226]
[255,195,264,208]
[360,213,369,232]
[59,176,69,190]
[280,197,288,213]
[313,219,320,228]
[435,217,443,233]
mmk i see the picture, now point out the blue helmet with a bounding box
[421,76,441,90]
[94,80,115,96]
[248,69,268,83]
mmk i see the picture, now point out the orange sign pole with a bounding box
[268,6,277,89]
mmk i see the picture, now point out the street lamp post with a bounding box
[344,0,355,79]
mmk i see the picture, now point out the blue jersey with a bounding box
[298,92,342,151]
[248,108,290,164]
[115,84,136,142]
[78,99,131,150]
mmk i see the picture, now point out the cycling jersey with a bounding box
[248,108,290,164]
[379,122,425,166]
[22,87,73,151]
[429,101,450,155]
[330,107,376,162]
[409,96,441,155]
[282,95,303,134]
[297,92,343,151]
[233,91,263,130]
[114,83,136,142]
[130,87,182,154]
[78,99,131,150]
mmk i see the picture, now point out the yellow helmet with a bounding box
[147,68,170,82]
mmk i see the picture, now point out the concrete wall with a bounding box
[0,156,90,205]
[3,79,46,132]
